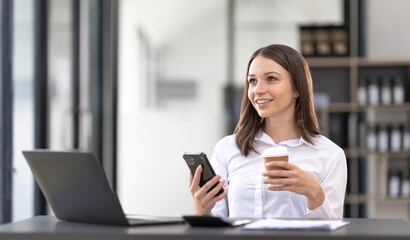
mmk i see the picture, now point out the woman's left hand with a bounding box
[262,161,325,210]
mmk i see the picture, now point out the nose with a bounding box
[253,80,267,95]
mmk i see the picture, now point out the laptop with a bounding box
[22,150,185,226]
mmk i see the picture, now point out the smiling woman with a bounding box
[247,56,296,126]
[188,44,347,219]
[237,45,319,156]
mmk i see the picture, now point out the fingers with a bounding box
[262,169,289,178]
[200,175,222,194]
[189,171,193,186]
[207,178,225,198]
[193,175,225,202]
[190,166,226,199]
[267,185,295,192]
[190,165,202,193]
[189,165,227,216]
[265,160,294,170]
[211,186,229,204]
[262,162,299,179]
[263,177,296,186]
[193,165,202,184]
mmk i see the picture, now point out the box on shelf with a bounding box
[300,25,349,57]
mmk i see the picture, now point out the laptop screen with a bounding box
[23,150,129,225]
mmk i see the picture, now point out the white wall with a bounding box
[367,0,410,59]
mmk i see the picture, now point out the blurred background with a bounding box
[1,0,409,224]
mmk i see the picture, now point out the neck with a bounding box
[263,114,300,144]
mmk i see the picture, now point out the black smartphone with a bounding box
[183,152,224,196]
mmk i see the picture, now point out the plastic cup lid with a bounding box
[262,146,289,157]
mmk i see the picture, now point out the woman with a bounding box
[189,44,347,218]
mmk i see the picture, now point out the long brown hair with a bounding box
[234,44,320,156]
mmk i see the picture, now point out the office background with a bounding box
[1,0,409,224]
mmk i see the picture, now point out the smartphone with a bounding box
[183,152,224,196]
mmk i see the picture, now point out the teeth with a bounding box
[256,99,272,104]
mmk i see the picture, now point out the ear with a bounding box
[293,90,299,98]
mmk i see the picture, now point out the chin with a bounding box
[256,111,272,118]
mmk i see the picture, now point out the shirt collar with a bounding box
[255,130,320,150]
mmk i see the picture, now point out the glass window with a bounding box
[117,0,228,217]
[49,0,73,150]
[12,0,35,222]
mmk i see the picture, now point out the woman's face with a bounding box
[247,56,298,119]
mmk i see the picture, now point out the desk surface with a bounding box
[0,216,409,240]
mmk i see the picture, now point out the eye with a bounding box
[267,77,277,82]
[248,78,257,84]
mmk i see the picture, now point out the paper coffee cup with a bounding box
[262,146,289,187]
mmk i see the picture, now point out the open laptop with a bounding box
[22,150,185,226]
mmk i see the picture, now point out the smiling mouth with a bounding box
[256,99,273,104]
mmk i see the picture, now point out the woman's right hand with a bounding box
[189,165,228,216]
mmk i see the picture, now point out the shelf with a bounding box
[357,58,410,67]
[316,102,410,112]
[344,149,410,159]
[306,57,353,67]
[345,194,410,204]
[307,57,410,67]
[308,57,410,218]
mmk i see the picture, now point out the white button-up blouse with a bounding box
[210,131,347,218]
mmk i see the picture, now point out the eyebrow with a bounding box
[248,71,282,77]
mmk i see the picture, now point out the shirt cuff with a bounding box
[304,196,333,219]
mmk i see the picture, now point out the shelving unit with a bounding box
[345,194,410,204]
[343,149,410,159]
[307,57,410,220]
